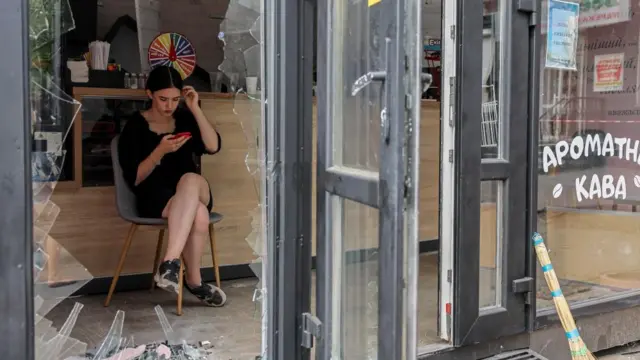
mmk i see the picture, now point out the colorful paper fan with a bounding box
[148,32,197,79]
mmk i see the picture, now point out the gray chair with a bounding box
[104,135,223,315]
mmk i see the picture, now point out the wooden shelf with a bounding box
[73,87,237,99]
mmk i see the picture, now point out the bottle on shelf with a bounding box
[138,73,146,89]
[130,73,139,89]
[124,73,131,89]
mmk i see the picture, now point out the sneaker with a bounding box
[154,259,181,294]
[186,283,227,307]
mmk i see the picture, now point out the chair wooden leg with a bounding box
[104,223,137,307]
[45,233,60,284]
[177,256,185,316]
[209,223,221,289]
[151,229,165,290]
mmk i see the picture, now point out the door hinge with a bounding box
[512,276,535,305]
[449,25,455,40]
[446,269,452,283]
[301,312,322,349]
[448,76,455,128]
[405,94,412,110]
[448,150,453,163]
[517,0,538,27]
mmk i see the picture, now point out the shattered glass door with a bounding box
[28,0,271,358]
[30,0,94,357]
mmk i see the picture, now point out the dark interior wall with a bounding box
[95,0,228,72]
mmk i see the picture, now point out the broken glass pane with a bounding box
[33,200,60,244]
[219,0,260,81]
[31,76,81,146]
[29,0,75,52]
[33,235,93,318]
[35,302,84,360]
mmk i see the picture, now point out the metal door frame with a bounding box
[264,0,315,357]
[314,0,423,358]
[0,0,35,358]
[452,0,536,346]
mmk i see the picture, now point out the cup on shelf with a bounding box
[228,73,239,93]
[209,71,223,93]
[246,76,258,94]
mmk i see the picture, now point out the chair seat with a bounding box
[127,212,224,226]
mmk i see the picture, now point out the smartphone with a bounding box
[170,132,191,140]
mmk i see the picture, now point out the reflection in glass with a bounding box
[29,0,94,350]
[481,0,504,159]
[479,181,502,308]
[332,197,379,359]
[219,0,261,94]
[80,97,148,187]
[328,0,381,171]
[536,0,640,309]
[29,0,75,52]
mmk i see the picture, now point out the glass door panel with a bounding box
[315,0,423,357]
[452,0,534,345]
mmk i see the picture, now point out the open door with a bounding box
[451,0,535,346]
[312,0,425,357]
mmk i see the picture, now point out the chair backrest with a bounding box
[111,136,139,221]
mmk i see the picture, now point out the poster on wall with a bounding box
[545,0,580,70]
[593,53,624,92]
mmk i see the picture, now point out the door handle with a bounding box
[351,71,386,96]
[349,39,393,142]
[350,40,427,144]
[351,60,433,143]
[352,71,431,94]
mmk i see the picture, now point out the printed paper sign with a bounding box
[540,0,630,32]
[546,0,580,70]
[578,0,630,28]
[593,53,624,92]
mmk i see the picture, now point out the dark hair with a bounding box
[145,66,184,93]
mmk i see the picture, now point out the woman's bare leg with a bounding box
[182,204,227,307]
[162,173,210,261]
[182,203,210,286]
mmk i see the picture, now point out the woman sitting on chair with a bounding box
[118,66,225,306]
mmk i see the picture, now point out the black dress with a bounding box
[118,108,221,218]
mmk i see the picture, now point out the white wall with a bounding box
[422,0,442,40]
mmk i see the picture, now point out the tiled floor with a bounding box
[45,253,444,359]
[44,250,627,359]
[46,277,264,359]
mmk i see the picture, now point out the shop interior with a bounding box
[29,0,532,357]
[30,0,449,356]
[32,0,638,358]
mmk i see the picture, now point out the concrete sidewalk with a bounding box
[598,343,640,359]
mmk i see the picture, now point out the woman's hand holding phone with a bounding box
[155,134,190,157]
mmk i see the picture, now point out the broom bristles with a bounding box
[532,232,597,360]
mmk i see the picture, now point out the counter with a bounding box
[43,87,441,290]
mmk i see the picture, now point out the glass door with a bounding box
[451,0,535,345]
[314,0,423,357]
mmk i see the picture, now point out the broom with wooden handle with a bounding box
[532,232,596,360]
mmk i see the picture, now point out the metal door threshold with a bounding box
[481,349,549,360]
